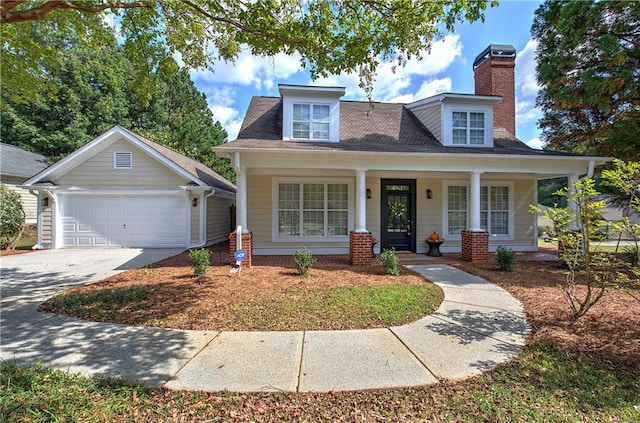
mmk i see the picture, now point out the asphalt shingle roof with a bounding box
[0,143,48,179]
[230,97,582,157]
[120,127,236,193]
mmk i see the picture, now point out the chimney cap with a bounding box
[473,44,516,69]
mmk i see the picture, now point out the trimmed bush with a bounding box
[293,247,317,276]
[188,248,211,276]
[496,246,516,271]
[0,184,25,250]
[378,248,400,276]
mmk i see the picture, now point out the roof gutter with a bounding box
[214,146,612,164]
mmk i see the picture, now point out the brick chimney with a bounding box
[473,44,516,136]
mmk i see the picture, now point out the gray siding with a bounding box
[411,104,441,141]
[207,197,234,242]
[57,139,188,189]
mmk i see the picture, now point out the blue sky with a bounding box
[191,1,544,148]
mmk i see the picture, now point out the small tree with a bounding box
[293,248,317,277]
[601,159,640,265]
[188,248,211,277]
[378,248,400,276]
[531,178,627,319]
[0,184,25,250]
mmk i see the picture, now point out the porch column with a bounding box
[230,152,252,267]
[469,171,483,231]
[234,152,248,233]
[568,174,580,230]
[355,169,367,232]
[462,171,489,262]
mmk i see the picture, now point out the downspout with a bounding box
[191,190,216,248]
[29,189,44,249]
[587,160,595,178]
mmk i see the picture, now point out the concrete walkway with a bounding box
[1,251,530,393]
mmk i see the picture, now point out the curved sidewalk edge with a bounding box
[1,264,531,393]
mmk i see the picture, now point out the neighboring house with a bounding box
[0,143,48,224]
[22,126,236,249]
[215,44,610,266]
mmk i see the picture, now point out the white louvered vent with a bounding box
[113,151,132,169]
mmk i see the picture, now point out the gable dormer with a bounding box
[279,84,345,142]
[407,93,501,148]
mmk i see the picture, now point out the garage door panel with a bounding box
[61,195,188,248]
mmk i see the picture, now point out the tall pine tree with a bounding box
[532,0,640,161]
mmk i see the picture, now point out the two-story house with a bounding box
[216,44,610,266]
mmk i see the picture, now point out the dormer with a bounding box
[279,84,346,142]
[407,93,501,148]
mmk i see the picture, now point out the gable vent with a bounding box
[113,151,132,169]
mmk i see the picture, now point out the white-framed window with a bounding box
[443,181,513,239]
[452,111,485,145]
[113,151,132,169]
[292,103,330,140]
[274,178,352,241]
[481,186,510,236]
[447,185,467,235]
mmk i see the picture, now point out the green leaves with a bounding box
[533,1,640,160]
[2,0,494,102]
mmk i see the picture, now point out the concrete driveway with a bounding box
[0,248,207,386]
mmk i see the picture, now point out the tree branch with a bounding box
[1,0,155,24]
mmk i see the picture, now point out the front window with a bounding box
[293,103,330,140]
[445,183,512,238]
[447,186,467,235]
[481,186,510,235]
[452,111,485,145]
[277,182,348,238]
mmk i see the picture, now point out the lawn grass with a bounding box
[224,283,444,330]
[14,225,37,250]
[2,342,638,422]
[46,283,443,331]
[46,285,150,323]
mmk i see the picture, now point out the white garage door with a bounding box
[60,194,189,247]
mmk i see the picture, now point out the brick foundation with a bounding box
[461,230,489,262]
[229,231,253,268]
[350,231,374,266]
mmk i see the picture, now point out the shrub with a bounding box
[293,247,317,276]
[378,248,400,276]
[0,184,25,250]
[496,246,516,271]
[188,248,211,276]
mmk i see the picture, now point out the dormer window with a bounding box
[293,103,330,140]
[453,111,485,145]
[279,84,345,142]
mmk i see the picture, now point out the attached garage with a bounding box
[60,194,189,248]
[22,126,236,250]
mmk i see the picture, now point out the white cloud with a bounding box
[516,39,540,98]
[191,48,304,90]
[525,137,544,150]
[313,34,462,102]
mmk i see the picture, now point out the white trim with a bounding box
[442,103,494,147]
[272,177,354,243]
[281,94,341,142]
[442,180,515,241]
[255,247,350,255]
[53,189,187,196]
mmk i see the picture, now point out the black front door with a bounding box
[381,179,416,252]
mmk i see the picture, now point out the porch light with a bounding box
[426,189,433,199]
[366,189,372,199]
[42,197,49,207]
[192,198,198,207]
